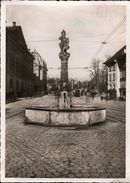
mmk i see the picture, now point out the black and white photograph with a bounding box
[1,1,130,182]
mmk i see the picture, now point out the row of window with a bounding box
[109,84,115,89]
[109,65,115,72]
[120,81,126,89]
[109,73,115,82]
[8,57,33,80]
[120,70,126,79]
[9,78,32,93]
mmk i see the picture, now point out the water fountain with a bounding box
[25,30,106,126]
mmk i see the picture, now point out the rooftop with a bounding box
[104,45,126,66]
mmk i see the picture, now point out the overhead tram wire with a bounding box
[48,66,104,70]
[26,27,125,44]
[26,17,126,70]
[26,37,125,44]
[93,16,126,58]
[108,30,126,42]
[104,16,125,43]
[26,33,110,43]
[27,39,58,42]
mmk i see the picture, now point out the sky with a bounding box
[6,3,126,80]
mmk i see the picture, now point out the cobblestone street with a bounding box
[5,95,125,178]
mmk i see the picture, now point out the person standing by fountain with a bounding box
[59,30,71,109]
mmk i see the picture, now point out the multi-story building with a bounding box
[6,22,34,100]
[118,47,126,99]
[104,46,126,99]
[31,50,47,95]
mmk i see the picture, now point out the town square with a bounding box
[6,95,125,178]
[1,1,127,180]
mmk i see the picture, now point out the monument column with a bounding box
[59,30,70,86]
[59,30,71,109]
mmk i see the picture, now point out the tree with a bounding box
[89,58,107,93]
[98,64,108,93]
[88,58,100,91]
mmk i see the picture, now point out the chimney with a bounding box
[12,21,16,27]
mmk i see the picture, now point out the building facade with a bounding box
[104,46,126,99]
[6,22,34,100]
[31,50,47,95]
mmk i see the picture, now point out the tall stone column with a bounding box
[59,30,71,108]
[59,30,70,86]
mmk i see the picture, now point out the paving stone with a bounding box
[5,96,125,178]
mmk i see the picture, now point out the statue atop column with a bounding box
[59,30,70,90]
[59,30,71,109]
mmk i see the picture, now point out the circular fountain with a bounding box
[25,105,106,126]
[25,30,106,126]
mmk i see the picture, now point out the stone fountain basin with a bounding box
[25,105,106,126]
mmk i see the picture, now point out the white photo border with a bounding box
[1,1,130,182]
